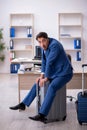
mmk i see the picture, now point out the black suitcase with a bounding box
[76,64,87,125]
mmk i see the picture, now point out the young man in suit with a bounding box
[10,32,73,122]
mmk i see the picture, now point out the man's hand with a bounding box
[36,77,42,84]
[36,73,45,84]
[39,78,49,87]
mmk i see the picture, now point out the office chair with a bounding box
[66,54,76,101]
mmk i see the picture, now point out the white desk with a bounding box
[11,58,42,64]
[18,71,87,103]
[67,72,87,89]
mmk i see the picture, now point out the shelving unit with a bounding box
[9,13,34,73]
[58,13,83,72]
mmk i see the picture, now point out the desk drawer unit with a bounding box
[67,73,87,89]
[18,73,40,90]
[18,73,40,103]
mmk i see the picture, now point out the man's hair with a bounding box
[36,32,48,40]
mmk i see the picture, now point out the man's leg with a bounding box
[29,73,73,121]
[39,74,73,116]
[22,83,36,106]
[9,83,37,110]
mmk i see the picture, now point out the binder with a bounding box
[74,39,81,49]
[10,27,15,37]
[10,64,20,73]
[10,39,14,49]
[77,51,81,61]
[27,26,32,37]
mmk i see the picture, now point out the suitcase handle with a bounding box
[82,64,87,67]
[82,64,87,95]
[36,80,40,114]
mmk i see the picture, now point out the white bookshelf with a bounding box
[9,13,34,73]
[9,13,34,60]
[58,13,83,72]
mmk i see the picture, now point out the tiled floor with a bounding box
[0,74,87,130]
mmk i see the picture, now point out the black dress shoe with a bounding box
[9,103,25,110]
[29,114,47,122]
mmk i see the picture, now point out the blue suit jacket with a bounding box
[41,38,73,79]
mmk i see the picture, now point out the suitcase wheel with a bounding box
[78,121,82,125]
[62,116,66,121]
[70,98,72,101]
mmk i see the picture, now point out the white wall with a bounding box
[0,0,87,73]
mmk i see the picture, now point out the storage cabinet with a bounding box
[9,13,34,73]
[58,13,83,72]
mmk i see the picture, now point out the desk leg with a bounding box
[18,88,21,112]
[18,76,20,104]
[18,87,20,104]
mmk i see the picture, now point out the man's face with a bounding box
[37,37,49,50]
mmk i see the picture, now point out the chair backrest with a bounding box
[67,54,71,62]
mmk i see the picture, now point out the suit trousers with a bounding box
[22,73,73,116]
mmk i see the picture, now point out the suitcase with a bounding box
[76,64,87,125]
[36,81,66,123]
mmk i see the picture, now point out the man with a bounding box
[10,32,73,122]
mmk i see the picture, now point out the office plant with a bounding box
[0,28,5,61]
